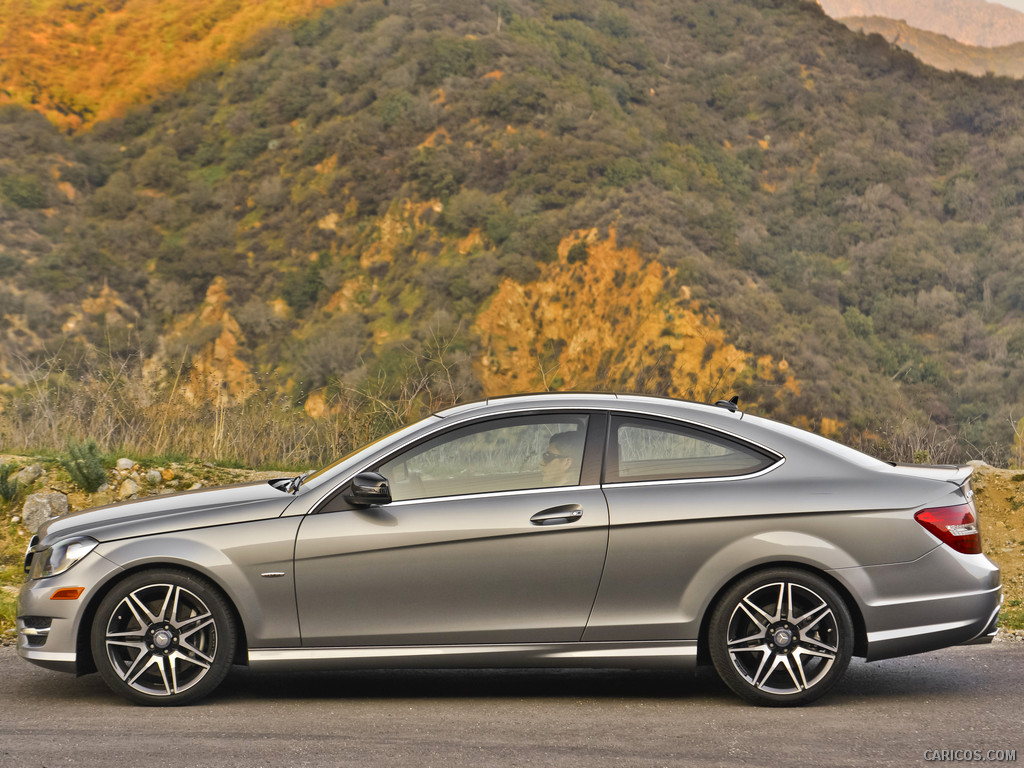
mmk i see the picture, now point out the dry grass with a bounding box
[0,356,462,470]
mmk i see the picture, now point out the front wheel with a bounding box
[90,569,236,706]
[709,568,853,706]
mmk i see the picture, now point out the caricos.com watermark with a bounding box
[924,750,1017,762]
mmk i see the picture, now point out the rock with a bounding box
[117,478,139,500]
[145,470,163,485]
[12,464,44,487]
[188,483,203,490]
[22,491,70,532]
[115,458,136,471]
[968,460,992,469]
[161,468,175,481]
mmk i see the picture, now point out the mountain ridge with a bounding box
[817,0,1024,47]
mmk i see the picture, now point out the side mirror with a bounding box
[343,471,392,508]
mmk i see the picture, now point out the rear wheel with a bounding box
[709,568,853,706]
[90,569,236,706]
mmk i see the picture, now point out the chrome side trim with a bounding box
[248,641,697,671]
[386,485,603,508]
[868,583,1002,607]
[19,626,50,637]
[18,648,76,663]
[867,619,977,644]
[17,646,78,674]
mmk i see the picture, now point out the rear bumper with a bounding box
[960,600,1001,645]
[830,546,1001,662]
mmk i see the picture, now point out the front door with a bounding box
[294,413,608,646]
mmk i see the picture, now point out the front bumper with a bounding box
[17,551,124,675]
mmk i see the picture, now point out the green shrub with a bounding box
[0,464,19,503]
[0,173,46,208]
[62,439,108,493]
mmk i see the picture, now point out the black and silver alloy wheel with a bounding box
[709,568,853,706]
[91,569,236,706]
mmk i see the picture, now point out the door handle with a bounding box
[530,504,583,525]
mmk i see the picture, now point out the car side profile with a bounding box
[18,393,1001,706]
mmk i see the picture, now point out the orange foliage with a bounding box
[164,278,256,405]
[0,0,339,131]
[474,228,757,401]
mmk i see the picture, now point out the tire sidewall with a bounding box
[90,568,237,706]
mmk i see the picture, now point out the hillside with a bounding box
[0,0,338,131]
[817,0,1024,47]
[839,17,1024,77]
[1,0,1024,467]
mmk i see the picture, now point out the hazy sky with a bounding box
[992,0,1024,11]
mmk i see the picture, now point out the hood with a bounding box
[37,480,295,546]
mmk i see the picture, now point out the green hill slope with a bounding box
[1,0,1024,464]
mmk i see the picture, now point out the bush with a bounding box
[0,464,19,503]
[62,439,108,493]
[0,174,46,208]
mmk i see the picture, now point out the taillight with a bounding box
[915,504,982,554]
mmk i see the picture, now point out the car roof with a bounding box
[433,392,744,422]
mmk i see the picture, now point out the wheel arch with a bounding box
[695,561,868,666]
[75,562,250,676]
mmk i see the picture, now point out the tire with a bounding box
[708,568,853,707]
[90,569,237,706]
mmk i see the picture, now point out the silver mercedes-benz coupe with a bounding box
[18,393,1001,706]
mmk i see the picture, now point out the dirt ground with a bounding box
[973,465,1024,628]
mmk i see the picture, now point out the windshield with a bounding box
[297,416,442,489]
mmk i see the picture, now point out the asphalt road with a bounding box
[1,642,1022,768]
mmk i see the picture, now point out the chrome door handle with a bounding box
[530,504,583,525]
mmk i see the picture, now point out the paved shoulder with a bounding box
[1,643,1022,768]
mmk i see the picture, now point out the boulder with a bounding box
[12,464,44,487]
[117,478,139,500]
[22,492,70,532]
[115,458,136,472]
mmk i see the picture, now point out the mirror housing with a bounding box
[343,472,392,508]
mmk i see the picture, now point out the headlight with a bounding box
[29,536,99,580]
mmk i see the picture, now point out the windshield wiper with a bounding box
[270,474,307,494]
[285,474,307,494]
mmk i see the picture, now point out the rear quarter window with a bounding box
[607,415,778,483]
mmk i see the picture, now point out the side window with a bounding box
[608,416,775,483]
[379,415,590,501]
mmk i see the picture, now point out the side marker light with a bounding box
[50,587,85,600]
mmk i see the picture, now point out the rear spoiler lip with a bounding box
[889,463,974,488]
